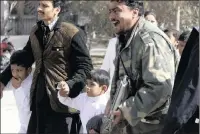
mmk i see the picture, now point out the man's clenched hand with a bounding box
[57,81,70,97]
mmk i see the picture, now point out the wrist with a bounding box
[118,108,124,119]
[59,90,69,97]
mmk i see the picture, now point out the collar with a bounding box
[47,17,59,31]
[87,93,107,102]
[37,16,62,31]
[118,17,141,44]
[20,74,32,89]
[118,17,145,48]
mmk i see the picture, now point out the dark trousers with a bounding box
[27,74,81,134]
[27,89,69,134]
[70,114,82,134]
[87,114,165,134]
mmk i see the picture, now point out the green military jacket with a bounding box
[111,17,180,126]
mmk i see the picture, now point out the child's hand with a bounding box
[58,81,70,97]
[11,77,22,89]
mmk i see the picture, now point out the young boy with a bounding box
[3,50,33,133]
[57,69,110,134]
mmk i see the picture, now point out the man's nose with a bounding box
[37,6,42,12]
[109,12,115,21]
[12,71,18,78]
[86,85,90,90]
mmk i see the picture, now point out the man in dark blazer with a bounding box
[0,0,93,134]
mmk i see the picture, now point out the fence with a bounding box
[1,15,37,35]
[1,35,107,69]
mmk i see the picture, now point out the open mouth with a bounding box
[112,21,120,27]
[13,77,21,81]
[38,12,44,15]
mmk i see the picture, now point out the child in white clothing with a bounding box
[58,69,110,133]
[3,50,32,133]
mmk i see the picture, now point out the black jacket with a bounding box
[0,17,93,112]
[162,27,199,134]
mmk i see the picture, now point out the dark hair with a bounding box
[110,0,144,16]
[178,30,191,42]
[52,0,66,14]
[144,11,156,18]
[52,0,63,8]
[164,28,180,40]
[87,69,110,87]
[10,50,32,68]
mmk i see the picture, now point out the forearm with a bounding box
[57,91,76,109]
[118,83,170,126]
[67,30,93,98]
[0,66,12,86]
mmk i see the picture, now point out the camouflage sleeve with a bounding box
[118,33,174,126]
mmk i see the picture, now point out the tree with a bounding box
[2,1,17,36]
[145,1,199,31]
[3,1,199,36]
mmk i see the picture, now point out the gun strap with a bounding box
[119,55,133,81]
[118,25,139,82]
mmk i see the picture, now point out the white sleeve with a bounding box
[57,91,84,111]
[3,81,12,90]
[101,38,117,72]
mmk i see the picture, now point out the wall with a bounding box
[1,35,106,69]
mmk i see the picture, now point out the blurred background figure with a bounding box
[164,28,180,48]
[177,30,191,55]
[1,37,15,55]
[144,11,158,26]
[101,36,118,98]
[0,40,15,72]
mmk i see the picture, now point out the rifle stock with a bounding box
[101,75,129,133]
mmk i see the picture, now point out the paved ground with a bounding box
[1,89,20,133]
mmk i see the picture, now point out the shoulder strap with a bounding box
[118,19,140,78]
[119,55,131,78]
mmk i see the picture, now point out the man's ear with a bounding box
[132,8,139,18]
[55,7,61,15]
[102,85,108,93]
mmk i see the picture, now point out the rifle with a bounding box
[100,75,129,133]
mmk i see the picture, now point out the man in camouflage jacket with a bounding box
[106,0,179,134]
